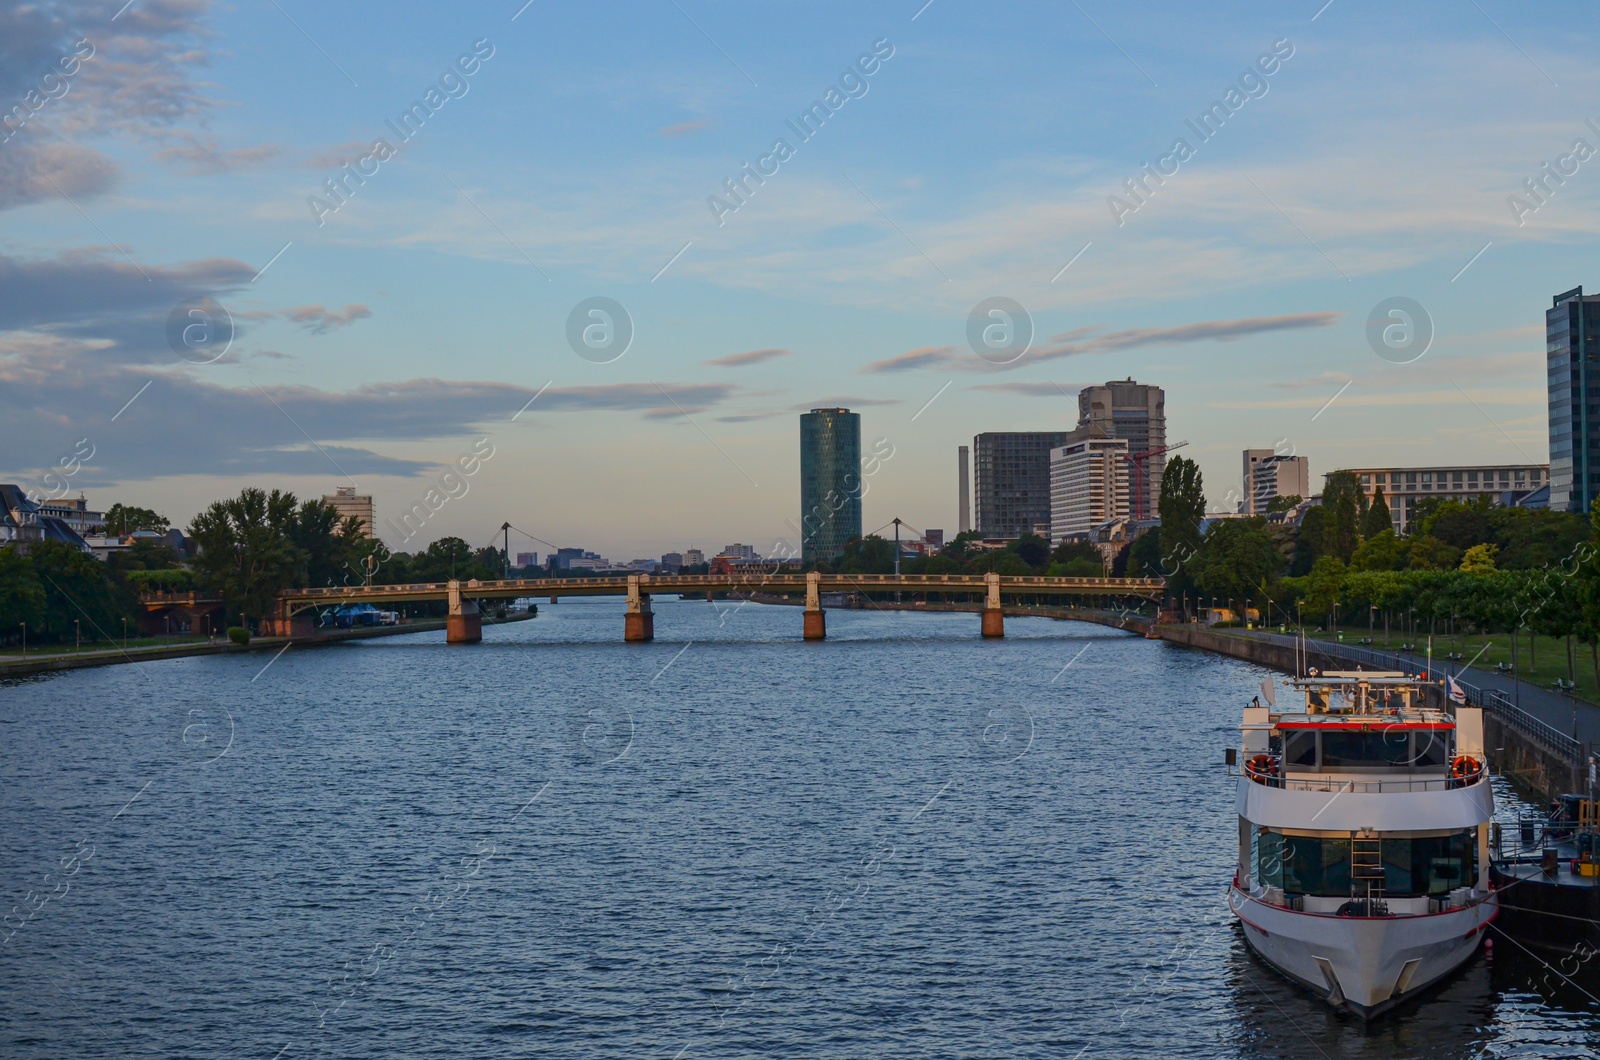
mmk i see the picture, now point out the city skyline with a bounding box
[3,1,1587,559]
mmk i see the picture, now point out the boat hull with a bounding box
[1229,886,1496,1018]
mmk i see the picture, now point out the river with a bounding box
[2,597,1597,1058]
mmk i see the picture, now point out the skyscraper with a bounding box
[1242,449,1309,515]
[1075,379,1166,519]
[800,408,862,563]
[1549,287,1599,513]
[974,431,1068,537]
[1049,437,1129,541]
[957,444,971,534]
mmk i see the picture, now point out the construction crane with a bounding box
[1124,439,1188,521]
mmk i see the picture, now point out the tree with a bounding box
[1407,535,1461,571]
[1190,519,1284,605]
[1266,494,1303,514]
[1421,497,1495,551]
[939,531,982,562]
[837,535,895,574]
[1157,456,1205,598]
[187,488,304,624]
[1012,533,1050,570]
[99,503,169,536]
[972,549,1033,576]
[1048,538,1104,577]
[1352,529,1407,572]
[0,547,46,642]
[288,500,364,588]
[1126,529,1163,578]
[1362,488,1392,539]
[27,539,119,642]
[1459,543,1498,573]
[1321,471,1364,563]
[1290,506,1326,576]
[1305,556,1347,629]
[1491,507,1588,569]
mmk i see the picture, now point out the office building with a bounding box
[924,528,945,551]
[957,445,971,534]
[1549,287,1600,512]
[1242,450,1309,515]
[1075,379,1166,519]
[683,548,705,567]
[719,543,759,561]
[1049,438,1129,541]
[1339,464,1549,533]
[323,486,376,537]
[800,408,862,563]
[660,551,684,572]
[515,551,538,569]
[973,431,1068,538]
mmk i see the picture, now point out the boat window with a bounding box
[1254,830,1284,889]
[1411,733,1447,768]
[1380,833,1475,895]
[1283,732,1317,768]
[1281,836,1352,897]
[1320,731,1415,769]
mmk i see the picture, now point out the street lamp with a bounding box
[73,619,80,652]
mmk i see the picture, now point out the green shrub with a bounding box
[227,626,250,646]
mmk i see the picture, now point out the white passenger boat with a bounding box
[1228,670,1496,1018]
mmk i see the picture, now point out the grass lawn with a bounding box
[0,635,213,659]
[1255,625,1600,706]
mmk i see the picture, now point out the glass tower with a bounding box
[1548,287,1600,513]
[799,408,862,564]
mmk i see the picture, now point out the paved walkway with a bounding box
[1231,630,1600,749]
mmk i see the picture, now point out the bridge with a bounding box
[263,571,1167,643]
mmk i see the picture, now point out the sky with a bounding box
[1,0,1593,562]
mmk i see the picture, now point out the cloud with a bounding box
[704,347,791,368]
[283,304,372,334]
[0,250,254,342]
[860,346,958,373]
[658,119,711,138]
[0,345,743,482]
[861,313,1343,375]
[0,142,119,211]
[1268,370,1352,391]
[156,139,283,174]
[966,381,1083,397]
[791,396,899,410]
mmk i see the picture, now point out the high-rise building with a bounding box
[1243,451,1309,515]
[957,445,971,534]
[515,551,539,569]
[1549,287,1600,512]
[660,551,684,572]
[323,486,376,537]
[683,548,705,567]
[1075,379,1166,519]
[1241,449,1275,513]
[719,543,759,561]
[1049,437,1129,541]
[800,408,862,562]
[924,528,944,550]
[973,431,1068,538]
[1339,464,1549,533]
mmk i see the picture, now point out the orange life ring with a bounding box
[1451,755,1480,780]
[1247,753,1278,781]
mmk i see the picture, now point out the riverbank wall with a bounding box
[0,611,536,680]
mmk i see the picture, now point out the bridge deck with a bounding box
[254,572,1165,611]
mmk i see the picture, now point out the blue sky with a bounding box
[1,0,1593,559]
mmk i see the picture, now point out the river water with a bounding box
[2,598,1597,1058]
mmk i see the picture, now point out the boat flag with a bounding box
[1447,675,1467,705]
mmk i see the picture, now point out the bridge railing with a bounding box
[273,572,1167,600]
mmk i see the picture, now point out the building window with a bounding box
[1360,474,1370,485]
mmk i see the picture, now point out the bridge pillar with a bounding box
[803,570,826,640]
[446,580,482,644]
[550,594,558,604]
[625,574,655,642]
[982,571,1004,638]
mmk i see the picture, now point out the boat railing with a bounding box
[1244,760,1485,792]
[1492,817,1595,861]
